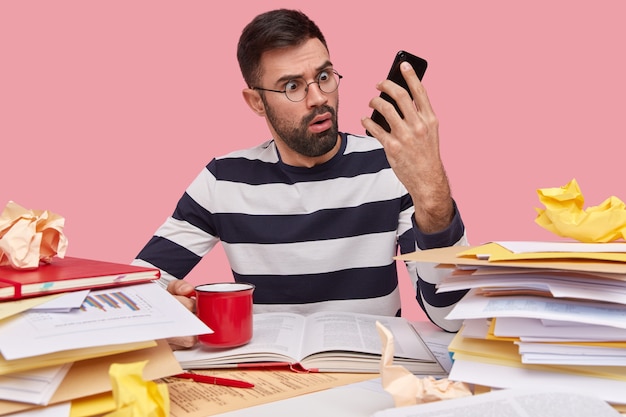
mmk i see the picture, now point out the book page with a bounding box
[232,312,306,361]
[299,312,432,361]
[174,313,307,368]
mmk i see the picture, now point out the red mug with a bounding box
[195,282,255,348]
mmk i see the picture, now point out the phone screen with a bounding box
[366,50,428,136]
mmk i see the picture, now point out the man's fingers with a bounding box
[175,294,196,313]
[167,336,198,350]
[167,279,195,297]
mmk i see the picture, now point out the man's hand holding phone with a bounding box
[365,50,427,136]
[361,51,454,234]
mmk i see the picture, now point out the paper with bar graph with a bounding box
[0,282,211,360]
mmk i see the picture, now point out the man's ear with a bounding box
[242,88,266,117]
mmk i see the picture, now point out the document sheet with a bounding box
[163,369,377,417]
[0,282,210,360]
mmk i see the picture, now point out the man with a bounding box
[133,9,468,348]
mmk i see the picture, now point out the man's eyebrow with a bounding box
[274,61,334,85]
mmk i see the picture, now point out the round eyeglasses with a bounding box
[253,69,343,102]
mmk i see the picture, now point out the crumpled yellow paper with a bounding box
[375,321,471,407]
[0,200,68,269]
[103,361,170,417]
[535,178,626,242]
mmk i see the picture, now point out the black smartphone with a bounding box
[366,50,428,136]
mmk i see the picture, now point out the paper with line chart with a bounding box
[0,282,210,360]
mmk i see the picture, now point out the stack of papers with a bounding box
[397,241,626,410]
[0,282,211,415]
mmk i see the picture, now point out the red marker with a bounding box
[173,372,255,388]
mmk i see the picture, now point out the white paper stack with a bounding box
[397,241,626,411]
[0,282,210,415]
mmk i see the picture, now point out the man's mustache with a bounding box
[303,105,336,125]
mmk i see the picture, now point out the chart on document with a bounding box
[23,286,164,335]
[81,290,149,312]
[0,282,210,360]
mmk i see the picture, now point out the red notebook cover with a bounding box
[0,257,160,300]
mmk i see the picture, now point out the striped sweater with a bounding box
[133,132,468,331]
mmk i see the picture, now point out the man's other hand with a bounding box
[166,279,198,350]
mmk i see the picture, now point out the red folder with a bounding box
[0,257,160,300]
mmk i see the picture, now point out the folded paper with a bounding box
[535,179,626,242]
[0,201,68,269]
[376,321,471,407]
[103,361,169,417]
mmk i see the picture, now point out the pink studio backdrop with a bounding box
[2,1,625,321]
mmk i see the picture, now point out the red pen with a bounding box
[173,372,255,388]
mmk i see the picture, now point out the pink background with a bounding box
[2,1,625,321]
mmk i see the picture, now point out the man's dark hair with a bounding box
[237,9,328,88]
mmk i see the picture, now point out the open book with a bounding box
[174,311,445,375]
